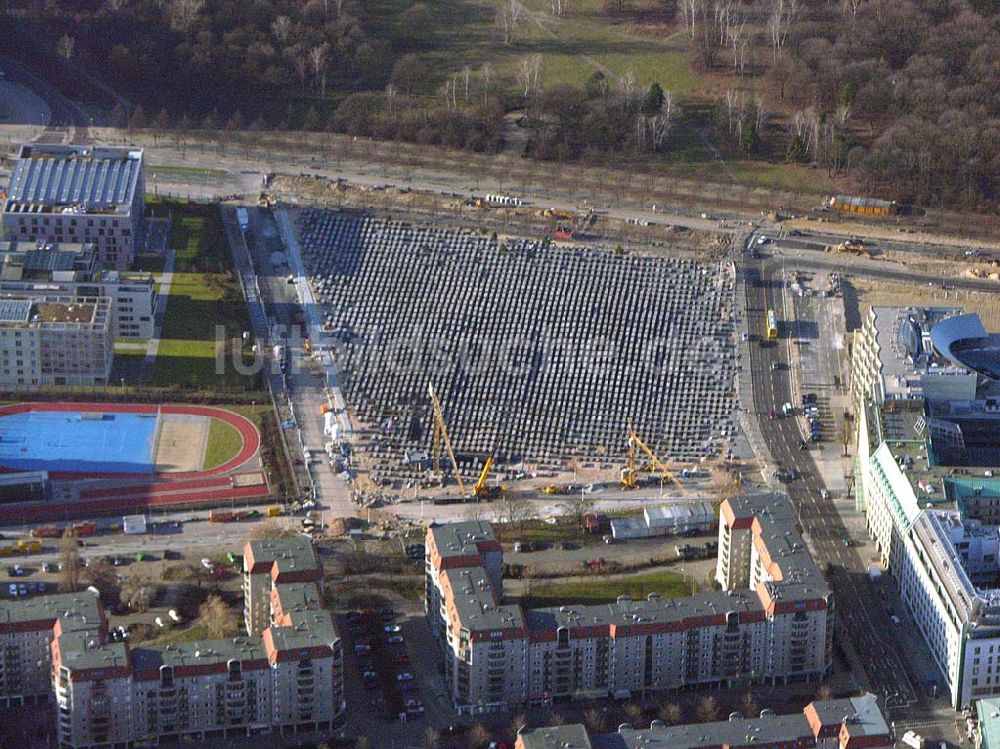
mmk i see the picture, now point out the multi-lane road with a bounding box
[743,246,965,735]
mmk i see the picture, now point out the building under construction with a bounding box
[296,209,739,487]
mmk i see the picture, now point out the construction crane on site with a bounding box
[428,382,466,497]
[620,420,685,494]
[472,454,505,500]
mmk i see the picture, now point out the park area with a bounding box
[116,199,258,390]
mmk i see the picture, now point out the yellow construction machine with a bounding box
[620,421,685,494]
[472,456,505,500]
[828,239,870,257]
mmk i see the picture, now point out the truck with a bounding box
[31,526,62,539]
[122,515,147,535]
[15,539,41,554]
[901,730,924,749]
[209,510,234,523]
[71,522,97,537]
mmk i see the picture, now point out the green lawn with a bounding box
[519,569,692,608]
[203,417,243,469]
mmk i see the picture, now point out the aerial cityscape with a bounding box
[0,1,999,748]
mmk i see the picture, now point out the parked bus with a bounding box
[765,309,779,340]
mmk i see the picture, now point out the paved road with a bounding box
[744,254,919,710]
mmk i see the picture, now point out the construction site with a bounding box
[295,208,743,499]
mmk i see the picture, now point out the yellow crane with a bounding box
[620,421,685,494]
[428,382,466,497]
[472,455,505,500]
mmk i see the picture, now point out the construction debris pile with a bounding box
[297,209,738,484]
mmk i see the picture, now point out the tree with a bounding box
[249,520,284,541]
[585,70,608,99]
[121,573,154,613]
[390,54,433,95]
[497,0,524,45]
[422,726,440,749]
[59,532,81,593]
[271,15,291,44]
[169,0,205,33]
[642,82,665,117]
[354,737,370,749]
[466,724,491,749]
[497,493,534,536]
[697,695,720,722]
[481,62,493,104]
[517,54,542,98]
[85,558,117,593]
[197,594,233,639]
[583,707,606,732]
[309,44,330,96]
[624,702,644,726]
[56,35,75,61]
[509,713,527,738]
[741,692,759,719]
[816,684,833,701]
[560,492,594,529]
[658,702,683,724]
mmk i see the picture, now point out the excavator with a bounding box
[620,420,685,494]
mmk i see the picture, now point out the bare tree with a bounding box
[741,692,759,719]
[106,0,129,11]
[658,702,683,724]
[497,493,534,535]
[618,70,638,111]
[752,94,767,136]
[624,703,644,725]
[497,0,524,45]
[517,54,542,98]
[583,707,606,732]
[169,0,205,33]
[481,62,493,104]
[309,44,330,97]
[249,521,284,541]
[766,0,797,61]
[121,573,154,613]
[354,737,370,749]
[650,91,677,150]
[816,683,833,700]
[422,726,440,749]
[271,15,292,44]
[548,0,570,15]
[466,724,491,749]
[560,493,594,529]
[462,66,472,102]
[59,531,81,593]
[385,84,397,117]
[56,35,75,61]
[198,594,234,639]
[842,0,863,32]
[697,695,720,722]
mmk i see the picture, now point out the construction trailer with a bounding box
[828,195,899,216]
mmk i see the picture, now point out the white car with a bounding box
[757,235,767,245]
[201,558,214,570]
[395,672,414,682]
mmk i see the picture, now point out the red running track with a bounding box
[0,403,267,523]
[0,402,260,479]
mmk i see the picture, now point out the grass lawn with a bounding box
[519,569,692,608]
[145,201,257,389]
[203,417,243,470]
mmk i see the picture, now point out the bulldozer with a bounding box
[828,239,870,257]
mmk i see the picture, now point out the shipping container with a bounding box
[209,510,234,523]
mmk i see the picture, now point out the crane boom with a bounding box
[473,456,494,494]
[621,420,685,493]
[428,382,466,497]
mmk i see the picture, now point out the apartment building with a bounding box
[0,591,103,708]
[1,537,342,749]
[426,495,832,715]
[514,693,892,749]
[2,145,145,271]
[0,294,113,389]
[243,536,325,635]
[0,241,156,339]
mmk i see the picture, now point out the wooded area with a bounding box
[4,0,1000,206]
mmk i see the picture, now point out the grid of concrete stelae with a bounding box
[297,209,738,480]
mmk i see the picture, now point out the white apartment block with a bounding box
[426,497,832,715]
[0,240,156,339]
[3,145,145,271]
[0,295,113,389]
[0,538,343,749]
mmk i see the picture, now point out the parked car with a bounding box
[200,558,214,570]
[383,623,401,634]
[386,634,404,645]
[395,672,414,682]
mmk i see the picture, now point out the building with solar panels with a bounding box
[2,145,145,271]
[0,240,156,339]
[0,294,112,388]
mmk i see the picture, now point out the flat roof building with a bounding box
[2,145,145,271]
[515,693,891,749]
[426,494,832,714]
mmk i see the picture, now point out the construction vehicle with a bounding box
[620,421,685,494]
[542,484,571,495]
[828,240,871,257]
[428,382,466,497]
[472,456,505,500]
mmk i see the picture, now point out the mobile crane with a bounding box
[620,421,685,494]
